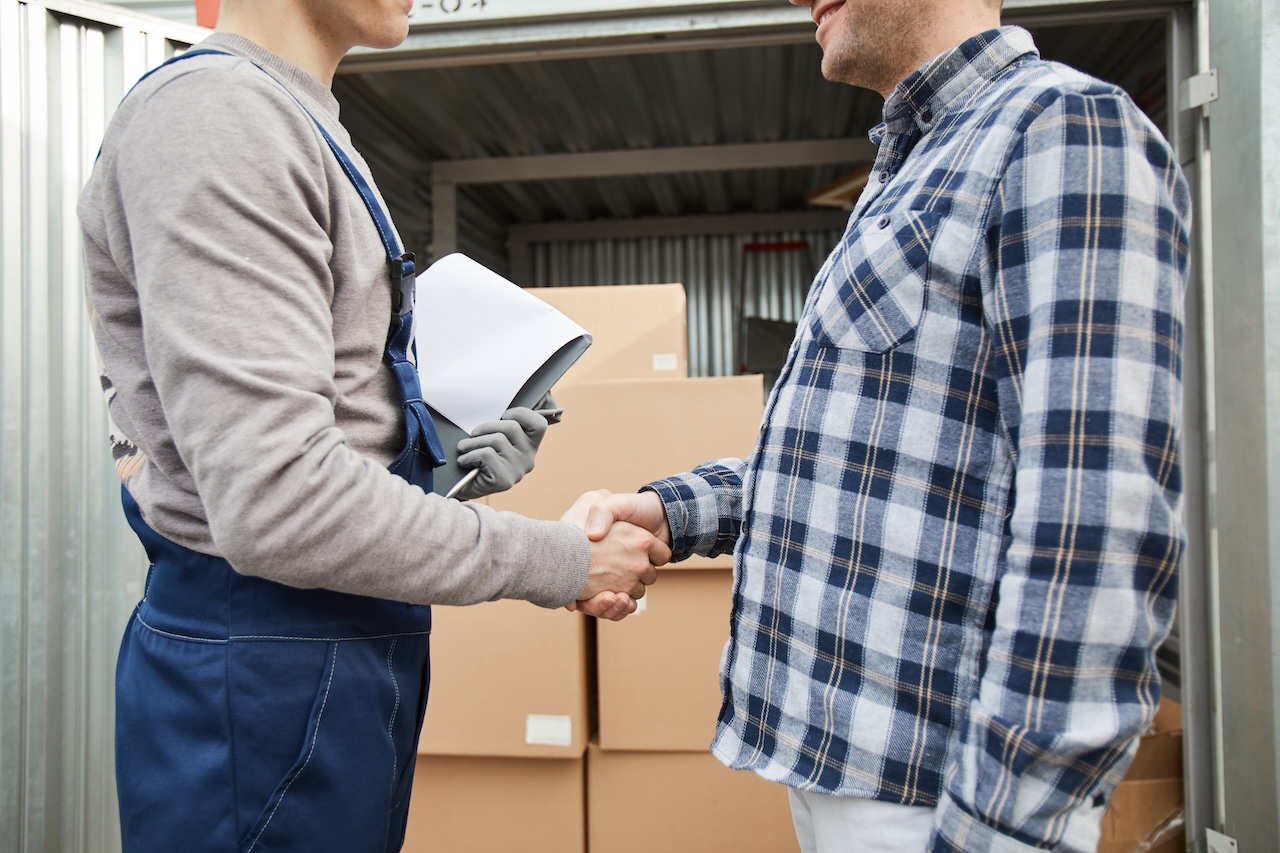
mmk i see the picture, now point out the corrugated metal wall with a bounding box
[527,229,844,378]
[0,3,199,851]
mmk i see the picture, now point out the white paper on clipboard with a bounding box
[413,253,591,434]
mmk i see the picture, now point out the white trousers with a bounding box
[788,788,936,853]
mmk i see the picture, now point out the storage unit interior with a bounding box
[334,12,1180,681]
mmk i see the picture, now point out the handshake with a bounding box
[560,489,672,621]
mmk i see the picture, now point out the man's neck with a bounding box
[215,5,345,87]
[878,10,1001,98]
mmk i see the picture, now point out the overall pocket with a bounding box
[233,640,337,853]
[234,634,432,853]
[807,209,945,352]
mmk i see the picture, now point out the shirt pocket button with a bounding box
[878,216,891,229]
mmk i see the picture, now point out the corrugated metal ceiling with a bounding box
[334,17,1169,262]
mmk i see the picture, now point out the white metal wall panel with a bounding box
[1,3,200,851]
[90,0,193,24]
[526,230,840,378]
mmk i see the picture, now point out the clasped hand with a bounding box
[560,489,672,621]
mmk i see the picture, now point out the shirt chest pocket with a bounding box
[806,209,945,352]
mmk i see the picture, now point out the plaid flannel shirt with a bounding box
[645,27,1190,852]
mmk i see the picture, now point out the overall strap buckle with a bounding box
[390,252,416,317]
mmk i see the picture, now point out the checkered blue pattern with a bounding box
[645,27,1190,852]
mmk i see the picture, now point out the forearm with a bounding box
[203,435,588,606]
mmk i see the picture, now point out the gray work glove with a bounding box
[453,398,554,500]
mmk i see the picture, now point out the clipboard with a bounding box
[427,336,591,497]
[413,253,592,496]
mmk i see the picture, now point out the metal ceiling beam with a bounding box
[433,138,877,185]
[509,209,851,244]
[431,139,871,258]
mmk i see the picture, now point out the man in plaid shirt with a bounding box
[573,0,1191,848]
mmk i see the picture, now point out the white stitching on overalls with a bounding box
[229,630,430,642]
[245,643,338,852]
[386,638,401,784]
[134,614,430,644]
[135,613,228,644]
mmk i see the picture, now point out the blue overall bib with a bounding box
[112,50,447,853]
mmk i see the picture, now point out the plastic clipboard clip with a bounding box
[390,252,416,317]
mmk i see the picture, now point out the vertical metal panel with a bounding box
[1206,0,1280,845]
[526,229,840,378]
[1,3,199,852]
[1165,4,1219,846]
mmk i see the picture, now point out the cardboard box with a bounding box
[530,283,688,383]
[489,375,765,570]
[586,741,799,853]
[417,599,590,758]
[403,754,584,853]
[1097,779,1183,853]
[1098,698,1184,853]
[1151,696,1182,734]
[597,569,733,751]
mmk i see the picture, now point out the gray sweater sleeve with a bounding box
[82,60,588,608]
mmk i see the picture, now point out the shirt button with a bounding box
[878,216,890,229]
[879,171,889,183]
[922,108,933,123]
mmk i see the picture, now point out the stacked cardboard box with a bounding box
[1098,697,1185,853]
[532,283,689,383]
[487,374,763,568]
[407,283,795,851]
[589,566,798,853]
[587,742,800,853]
[416,599,591,759]
[403,753,585,853]
[594,569,731,752]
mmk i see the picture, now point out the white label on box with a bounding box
[652,353,679,371]
[525,714,573,747]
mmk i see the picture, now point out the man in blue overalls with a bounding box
[78,1,664,850]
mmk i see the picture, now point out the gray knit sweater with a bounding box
[79,34,588,607]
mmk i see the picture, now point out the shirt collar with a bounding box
[872,26,1038,142]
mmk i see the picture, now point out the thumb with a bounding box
[584,501,618,540]
[648,536,672,566]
